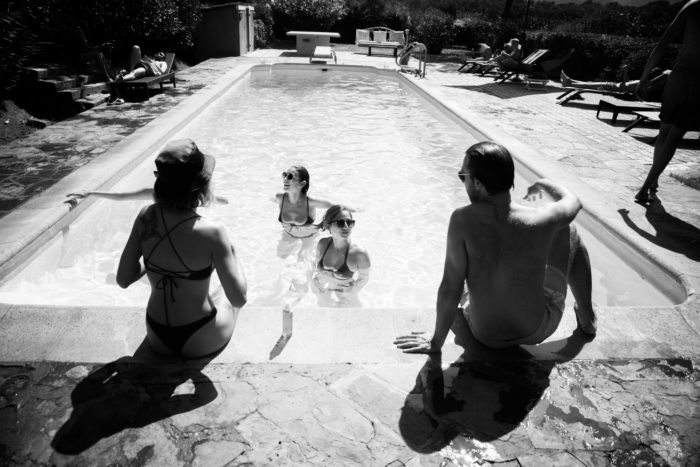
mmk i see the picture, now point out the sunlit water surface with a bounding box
[0,67,671,308]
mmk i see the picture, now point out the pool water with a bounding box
[0,66,673,308]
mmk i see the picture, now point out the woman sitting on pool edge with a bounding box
[117,139,247,358]
[312,205,371,306]
[276,165,352,261]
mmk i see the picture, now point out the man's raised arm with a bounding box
[525,178,582,227]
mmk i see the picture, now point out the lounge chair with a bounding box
[457,48,493,72]
[623,110,661,133]
[493,49,550,84]
[458,58,499,75]
[558,88,635,105]
[119,53,176,101]
[310,46,337,64]
[596,97,661,124]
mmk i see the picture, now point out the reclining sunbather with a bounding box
[499,48,576,76]
[113,45,167,83]
[560,68,670,96]
[493,38,523,69]
[106,45,167,104]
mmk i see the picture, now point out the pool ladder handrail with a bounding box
[396,42,427,78]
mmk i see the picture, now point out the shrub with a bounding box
[452,16,498,49]
[413,8,454,54]
[16,0,202,64]
[271,0,347,38]
[252,1,274,48]
[523,30,673,81]
[0,12,34,97]
[332,0,409,43]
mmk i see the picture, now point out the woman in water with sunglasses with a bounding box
[276,165,343,260]
[313,205,371,305]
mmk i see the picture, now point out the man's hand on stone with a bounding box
[394,332,441,354]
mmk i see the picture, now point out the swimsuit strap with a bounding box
[159,207,200,273]
[144,206,200,268]
[144,206,201,326]
[319,240,349,273]
[318,240,333,269]
[278,193,286,223]
[279,193,315,225]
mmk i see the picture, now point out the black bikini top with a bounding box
[144,207,214,326]
[318,240,351,277]
[144,207,214,280]
[278,193,314,226]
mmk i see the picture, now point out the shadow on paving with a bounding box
[397,324,698,464]
[50,340,220,455]
[618,202,700,261]
[398,316,593,453]
[443,82,563,99]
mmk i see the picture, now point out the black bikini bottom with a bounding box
[147,308,218,354]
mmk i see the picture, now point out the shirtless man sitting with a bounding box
[395,141,597,353]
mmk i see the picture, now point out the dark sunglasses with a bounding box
[457,172,470,182]
[282,171,297,181]
[333,219,356,228]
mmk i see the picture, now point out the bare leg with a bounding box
[113,46,144,83]
[127,45,142,72]
[180,290,237,358]
[560,71,628,92]
[635,122,687,203]
[547,225,596,335]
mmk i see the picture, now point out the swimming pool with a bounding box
[0,65,684,309]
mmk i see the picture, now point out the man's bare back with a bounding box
[395,142,596,354]
[457,199,563,345]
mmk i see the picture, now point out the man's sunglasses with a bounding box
[457,172,470,182]
[333,219,356,228]
[282,172,297,181]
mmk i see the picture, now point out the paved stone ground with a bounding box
[1,45,699,466]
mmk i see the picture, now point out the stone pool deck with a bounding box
[1,46,699,466]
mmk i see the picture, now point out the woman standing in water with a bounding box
[313,205,371,306]
[275,165,338,260]
[117,139,247,358]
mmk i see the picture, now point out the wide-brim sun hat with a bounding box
[154,139,215,197]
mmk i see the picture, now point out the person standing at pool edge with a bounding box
[117,139,247,358]
[395,142,597,353]
[634,0,700,205]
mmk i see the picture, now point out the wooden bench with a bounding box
[356,27,406,57]
[286,31,340,57]
[120,52,176,101]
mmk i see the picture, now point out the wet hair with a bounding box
[154,180,213,210]
[465,141,515,195]
[289,165,310,194]
[321,205,352,231]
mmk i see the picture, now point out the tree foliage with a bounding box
[270,0,348,37]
